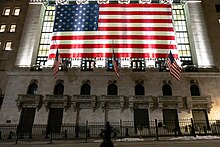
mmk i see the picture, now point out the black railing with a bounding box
[0,119,220,143]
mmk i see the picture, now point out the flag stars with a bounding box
[53,4,99,32]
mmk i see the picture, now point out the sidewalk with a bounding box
[0,138,220,147]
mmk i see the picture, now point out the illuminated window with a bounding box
[106,58,120,71]
[0,24,6,32]
[172,5,192,66]
[36,6,55,66]
[13,8,20,16]
[3,8,10,16]
[4,41,12,50]
[131,58,145,71]
[9,24,16,32]
[81,58,95,71]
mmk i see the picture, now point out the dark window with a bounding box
[106,58,114,71]
[27,83,38,94]
[0,95,4,109]
[190,85,200,96]
[53,83,64,95]
[106,58,120,71]
[215,4,220,12]
[81,58,95,71]
[80,83,91,95]
[107,84,118,95]
[162,84,172,96]
[0,89,3,109]
[135,84,145,95]
[131,58,145,71]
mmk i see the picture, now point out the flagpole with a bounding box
[112,40,120,78]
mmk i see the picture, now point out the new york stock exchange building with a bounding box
[0,0,220,140]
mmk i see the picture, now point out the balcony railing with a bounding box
[44,95,72,110]
[72,95,97,111]
[16,94,44,110]
[158,96,183,109]
[187,96,213,112]
[128,95,155,109]
[100,95,126,109]
[15,94,213,113]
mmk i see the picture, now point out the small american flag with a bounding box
[52,48,61,79]
[113,49,120,77]
[167,51,181,81]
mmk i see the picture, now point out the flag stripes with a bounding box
[49,4,178,59]
[167,51,181,81]
[52,48,61,79]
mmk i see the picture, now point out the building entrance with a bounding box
[134,109,149,133]
[17,107,36,138]
[46,108,63,136]
[162,109,180,132]
[192,109,210,131]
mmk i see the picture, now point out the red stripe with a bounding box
[50,44,177,49]
[99,11,172,15]
[98,27,174,31]
[100,4,171,8]
[49,4,177,59]
[49,53,178,58]
[167,59,181,81]
[52,35,175,40]
[99,19,172,23]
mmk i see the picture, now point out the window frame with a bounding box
[131,58,146,71]
[81,58,95,71]
[2,8,10,16]
[9,24,16,33]
[4,41,12,51]
[13,7,20,16]
[0,24,6,33]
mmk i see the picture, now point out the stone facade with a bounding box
[0,0,220,127]
[0,67,218,124]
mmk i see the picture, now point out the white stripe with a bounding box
[49,49,179,54]
[99,15,172,19]
[51,40,177,45]
[99,7,172,12]
[98,23,173,27]
[52,31,176,36]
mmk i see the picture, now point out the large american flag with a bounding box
[49,4,178,59]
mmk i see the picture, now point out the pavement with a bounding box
[0,139,220,147]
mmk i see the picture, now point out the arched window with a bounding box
[80,83,91,95]
[53,83,64,95]
[135,84,145,95]
[107,84,118,95]
[162,84,172,96]
[27,83,38,94]
[190,85,200,96]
